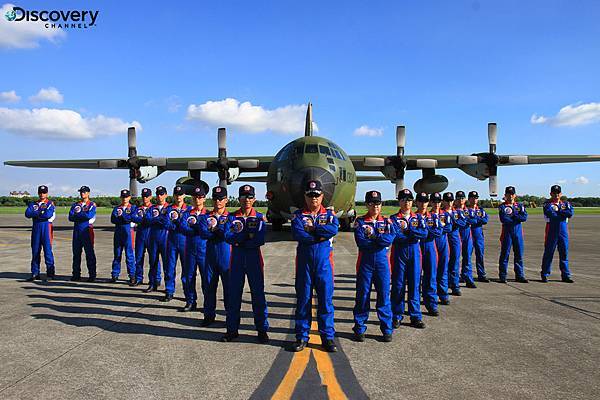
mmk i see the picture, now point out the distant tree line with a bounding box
[0,196,270,208]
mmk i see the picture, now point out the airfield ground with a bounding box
[0,214,599,400]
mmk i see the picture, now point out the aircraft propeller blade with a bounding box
[217,127,229,187]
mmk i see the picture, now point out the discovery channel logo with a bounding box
[4,6,99,29]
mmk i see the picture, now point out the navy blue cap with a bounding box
[78,185,90,193]
[468,190,479,199]
[192,186,206,197]
[173,186,185,196]
[365,190,382,204]
[397,188,414,201]
[305,180,323,195]
[455,190,466,199]
[550,185,562,194]
[505,186,516,195]
[37,185,48,194]
[156,186,167,196]
[120,189,131,198]
[141,188,152,197]
[239,185,255,197]
[212,186,227,199]
[416,192,429,202]
[443,192,454,202]
[430,192,442,203]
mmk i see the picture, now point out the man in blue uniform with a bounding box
[179,186,208,312]
[131,188,153,286]
[353,190,394,342]
[540,185,574,283]
[198,186,230,325]
[498,186,529,283]
[454,191,477,289]
[25,185,56,281]
[467,191,490,283]
[416,192,443,316]
[222,185,269,344]
[69,186,97,282]
[443,192,464,296]
[390,188,428,329]
[291,180,339,352]
[431,192,452,305]
[145,186,169,293]
[163,186,189,302]
[110,189,137,283]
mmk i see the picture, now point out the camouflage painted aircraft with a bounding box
[5,104,600,229]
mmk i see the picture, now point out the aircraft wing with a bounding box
[4,156,275,172]
[350,154,600,171]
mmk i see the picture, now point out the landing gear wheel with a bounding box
[271,219,284,232]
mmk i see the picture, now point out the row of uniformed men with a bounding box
[24,181,573,349]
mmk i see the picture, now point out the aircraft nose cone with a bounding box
[289,167,336,209]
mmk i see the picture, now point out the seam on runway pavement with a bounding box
[0,302,151,394]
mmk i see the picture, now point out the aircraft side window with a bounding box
[333,149,342,160]
[343,169,347,181]
[329,165,336,173]
[294,145,304,155]
[319,145,331,156]
[338,151,346,161]
[305,144,318,154]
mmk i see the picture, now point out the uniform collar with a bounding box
[235,207,257,217]
[362,213,384,222]
[210,209,228,217]
[302,205,327,215]
[396,210,415,218]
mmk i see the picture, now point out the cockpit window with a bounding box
[294,145,304,155]
[319,145,331,156]
[332,149,342,160]
[305,144,318,154]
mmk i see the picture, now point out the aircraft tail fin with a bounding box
[304,102,313,137]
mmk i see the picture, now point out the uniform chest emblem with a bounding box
[504,207,513,215]
[152,209,159,217]
[117,208,123,216]
[187,215,197,225]
[207,217,218,229]
[169,210,179,220]
[74,205,82,213]
[232,219,244,233]
[362,224,374,237]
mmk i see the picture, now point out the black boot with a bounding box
[143,285,157,293]
[26,275,40,282]
[291,340,307,352]
[179,303,197,312]
[221,332,239,342]
[322,339,337,352]
[200,316,215,326]
[257,331,270,344]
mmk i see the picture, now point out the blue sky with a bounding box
[1,0,599,199]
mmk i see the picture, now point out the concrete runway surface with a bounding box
[0,213,599,400]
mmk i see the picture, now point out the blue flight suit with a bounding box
[390,212,428,323]
[179,207,208,305]
[420,212,443,312]
[498,202,528,280]
[110,204,137,279]
[541,201,573,280]
[25,199,56,277]
[434,209,453,302]
[468,206,489,279]
[224,209,269,334]
[291,207,339,341]
[147,203,170,288]
[352,215,394,335]
[448,208,467,291]
[131,204,153,284]
[458,206,476,284]
[68,200,97,279]
[200,211,231,319]
[164,204,190,296]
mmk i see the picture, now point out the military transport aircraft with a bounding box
[5,104,600,229]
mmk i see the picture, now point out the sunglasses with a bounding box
[239,196,255,200]
[366,202,382,206]
[305,192,322,198]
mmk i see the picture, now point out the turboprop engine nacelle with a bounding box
[413,175,449,194]
[137,166,160,182]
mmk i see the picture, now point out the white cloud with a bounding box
[353,125,384,137]
[0,90,20,103]
[574,176,589,185]
[186,98,317,135]
[29,87,63,104]
[531,102,600,127]
[0,107,142,139]
[557,179,567,185]
[0,3,66,49]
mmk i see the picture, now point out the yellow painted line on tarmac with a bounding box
[271,300,347,400]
